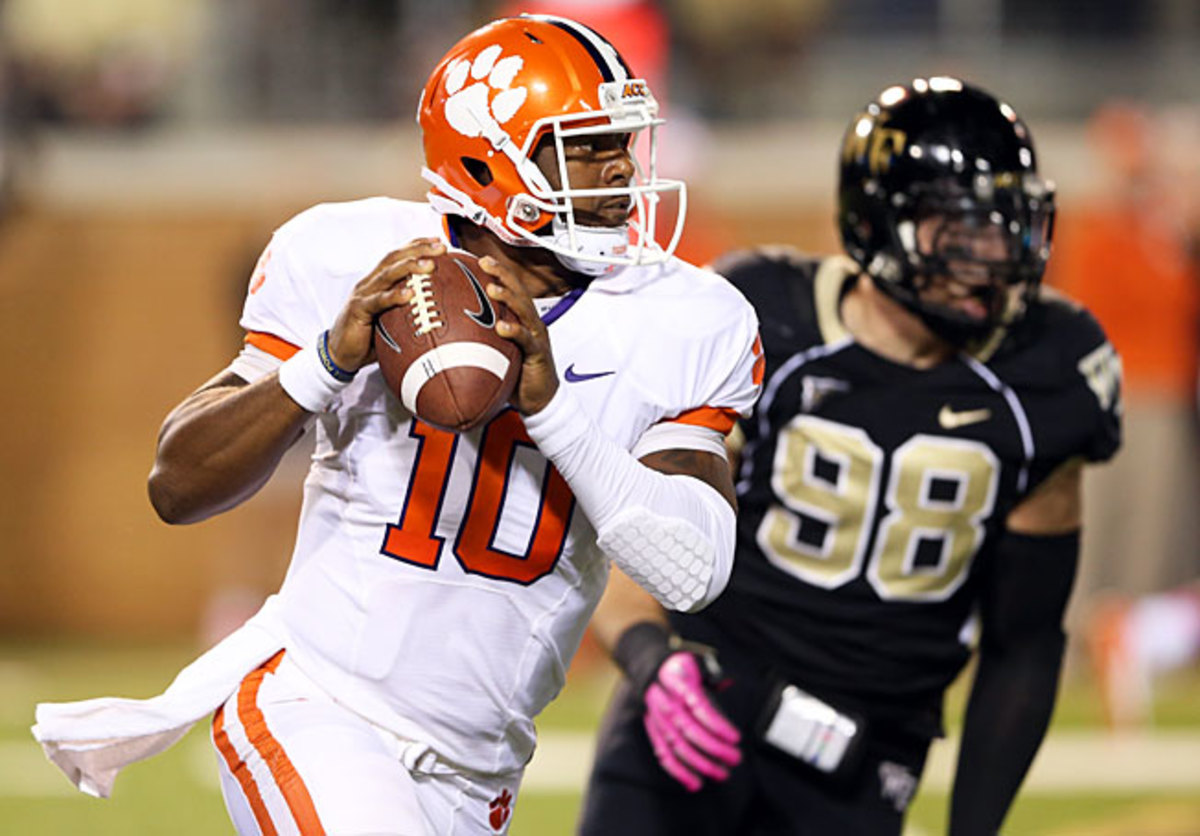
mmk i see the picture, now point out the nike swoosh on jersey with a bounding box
[564,364,615,383]
[457,258,496,328]
[938,405,992,429]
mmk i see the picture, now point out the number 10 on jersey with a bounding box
[380,412,575,585]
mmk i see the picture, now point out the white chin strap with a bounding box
[548,217,631,277]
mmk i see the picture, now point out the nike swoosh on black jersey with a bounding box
[937,405,992,429]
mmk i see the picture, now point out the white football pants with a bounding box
[211,651,524,835]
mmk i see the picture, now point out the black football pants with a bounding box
[577,677,930,836]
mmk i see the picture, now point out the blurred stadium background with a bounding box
[1,1,1198,833]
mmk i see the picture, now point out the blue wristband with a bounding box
[317,330,356,382]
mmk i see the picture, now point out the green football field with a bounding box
[4,640,1199,834]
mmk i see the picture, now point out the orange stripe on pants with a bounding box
[214,704,278,836]
[214,651,327,835]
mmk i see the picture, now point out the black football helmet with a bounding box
[838,77,1055,343]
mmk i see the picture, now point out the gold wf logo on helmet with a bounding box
[842,113,907,176]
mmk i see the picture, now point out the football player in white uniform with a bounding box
[32,14,761,836]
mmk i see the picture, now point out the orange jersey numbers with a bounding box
[380,420,458,569]
[380,413,575,585]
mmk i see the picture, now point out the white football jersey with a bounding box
[235,197,762,775]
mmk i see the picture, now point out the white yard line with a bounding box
[7,730,1200,798]
[923,731,1200,793]
[524,731,597,793]
[0,742,81,798]
[519,730,1200,794]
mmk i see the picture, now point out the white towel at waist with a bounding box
[31,594,286,799]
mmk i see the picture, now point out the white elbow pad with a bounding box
[596,484,735,612]
[525,387,736,612]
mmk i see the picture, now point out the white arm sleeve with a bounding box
[523,386,735,612]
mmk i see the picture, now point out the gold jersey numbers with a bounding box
[758,415,999,602]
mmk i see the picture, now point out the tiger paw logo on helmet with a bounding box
[442,45,527,139]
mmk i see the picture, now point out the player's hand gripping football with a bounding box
[642,648,742,792]
[324,238,445,373]
[478,256,559,415]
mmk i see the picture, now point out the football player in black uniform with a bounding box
[578,78,1122,835]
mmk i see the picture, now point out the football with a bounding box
[373,250,521,432]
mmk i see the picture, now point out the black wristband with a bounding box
[612,621,674,696]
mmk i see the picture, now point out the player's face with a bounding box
[913,212,1022,325]
[533,132,635,227]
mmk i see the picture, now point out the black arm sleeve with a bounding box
[949,530,1080,836]
[612,621,674,696]
[612,621,727,699]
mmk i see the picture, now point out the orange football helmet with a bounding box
[418,14,685,275]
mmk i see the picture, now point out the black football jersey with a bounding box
[677,249,1122,737]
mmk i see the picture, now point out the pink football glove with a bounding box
[642,651,742,792]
